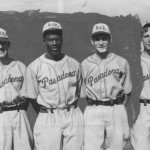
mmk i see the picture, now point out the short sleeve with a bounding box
[26,67,39,99]
[123,61,132,94]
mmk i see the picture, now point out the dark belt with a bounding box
[0,102,28,113]
[87,96,124,106]
[140,99,150,106]
[40,100,78,113]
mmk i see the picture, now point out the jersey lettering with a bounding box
[88,68,123,86]
[2,74,23,85]
[40,70,76,87]
[48,22,61,29]
[143,74,150,81]
[96,25,106,31]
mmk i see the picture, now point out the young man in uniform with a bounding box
[26,21,84,150]
[0,28,33,150]
[81,23,132,150]
[131,20,150,150]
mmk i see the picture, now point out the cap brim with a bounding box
[43,29,62,36]
[143,23,150,28]
[92,31,110,37]
[0,37,9,41]
[43,28,62,33]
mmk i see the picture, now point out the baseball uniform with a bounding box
[0,59,33,150]
[131,50,150,150]
[26,54,84,150]
[81,52,132,150]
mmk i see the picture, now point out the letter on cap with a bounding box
[92,23,111,36]
[42,21,62,34]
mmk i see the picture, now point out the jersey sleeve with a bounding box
[18,62,27,97]
[26,66,39,99]
[123,61,132,94]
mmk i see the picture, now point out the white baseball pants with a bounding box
[84,105,129,150]
[131,103,150,150]
[0,110,33,150]
[34,107,84,150]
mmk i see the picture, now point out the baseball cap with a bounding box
[42,21,62,36]
[92,23,111,37]
[0,28,9,41]
[142,20,150,28]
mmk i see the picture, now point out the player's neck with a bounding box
[0,55,12,65]
[45,52,64,61]
[144,49,150,56]
[96,51,110,59]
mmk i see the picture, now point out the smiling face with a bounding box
[43,32,63,59]
[91,33,111,53]
[0,41,10,58]
[142,28,150,51]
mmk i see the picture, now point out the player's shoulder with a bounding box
[10,58,26,69]
[81,55,91,65]
[141,51,150,62]
[67,55,80,64]
[16,60,26,67]
[27,54,43,70]
[114,53,128,64]
[67,55,80,67]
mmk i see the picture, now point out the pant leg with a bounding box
[34,110,63,150]
[105,105,130,150]
[84,105,106,150]
[0,112,13,150]
[131,103,150,150]
[13,110,33,150]
[62,107,84,150]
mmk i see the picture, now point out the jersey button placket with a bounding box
[100,62,105,99]
[56,64,65,107]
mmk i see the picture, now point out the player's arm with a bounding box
[123,61,132,107]
[26,66,39,112]
[11,63,30,109]
[123,92,131,107]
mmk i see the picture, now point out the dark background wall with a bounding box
[0,11,142,128]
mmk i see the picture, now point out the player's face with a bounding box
[0,41,9,58]
[142,29,150,51]
[92,34,110,53]
[44,34,63,56]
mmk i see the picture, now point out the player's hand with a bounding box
[13,95,26,105]
[86,87,97,100]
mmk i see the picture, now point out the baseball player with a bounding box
[0,28,33,150]
[81,23,132,150]
[131,20,150,150]
[26,21,84,150]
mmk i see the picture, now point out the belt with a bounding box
[140,99,150,106]
[40,101,78,113]
[0,102,28,113]
[87,96,124,106]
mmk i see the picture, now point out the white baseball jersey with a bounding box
[0,59,33,150]
[81,52,132,100]
[26,54,82,108]
[0,59,26,103]
[26,54,84,150]
[82,52,132,150]
[131,51,150,150]
[140,51,150,99]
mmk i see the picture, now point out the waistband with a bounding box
[140,99,150,106]
[40,100,78,113]
[87,94,125,106]
[0,102,28,113]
